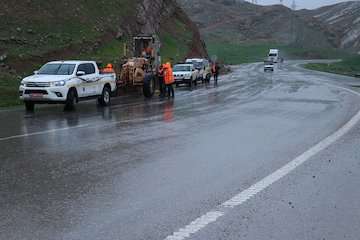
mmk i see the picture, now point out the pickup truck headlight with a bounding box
[51,80,66,87]
[20,81,24,86]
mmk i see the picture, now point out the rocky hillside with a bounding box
[178,0,360,52]
[0,0,207,75]
[300,1,360,50]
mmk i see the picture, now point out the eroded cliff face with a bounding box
[308,1,360,50]
[136,0,208,58]
[137,0,174,34]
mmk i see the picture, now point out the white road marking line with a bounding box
[163,76,360,240]
[0,115,164,142]
[165,211,224,240]
[0,124,90,141]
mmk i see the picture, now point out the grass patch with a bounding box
[206,41,352,65]
[304,56,360,77]
[0,73,22,108]
[160,33,188,63]
[79,39,127,65]
[160,19,193,64]
[0,0,138,60]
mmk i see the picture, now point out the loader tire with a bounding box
[143,73,155,98]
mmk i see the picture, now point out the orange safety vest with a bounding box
[164,63,175,85]
[101,63,115,73]
[212,64,216,74]
[145,47,153,55]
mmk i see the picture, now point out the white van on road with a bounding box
[19,61,117,111]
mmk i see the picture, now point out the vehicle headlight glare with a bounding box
[53,80,66,86]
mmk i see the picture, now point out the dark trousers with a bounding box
[166,84,174,98]
[159,77,165,97]
[214,74,219,86]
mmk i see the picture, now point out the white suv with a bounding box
[19,61,117,111]
[173,64,199,90]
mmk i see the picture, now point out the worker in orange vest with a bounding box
[211,62,220,86]
[101,63,115,73]
[164,62,175,98]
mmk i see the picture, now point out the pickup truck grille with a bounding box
[24,90,48,95]
[26,82,51,88]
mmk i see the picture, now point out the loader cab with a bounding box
[133,35,161,69]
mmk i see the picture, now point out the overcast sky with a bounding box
[251,0,353,9]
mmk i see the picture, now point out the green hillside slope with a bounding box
[0,0,207,107]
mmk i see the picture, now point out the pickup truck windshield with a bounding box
[193,63,202,69]
[174,65,191,72]
[38,64,76,75]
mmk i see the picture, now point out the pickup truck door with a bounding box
[76,63,99,97]
[192,68,198,80]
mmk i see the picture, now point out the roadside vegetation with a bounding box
[304,56,360,78]
[0,73,21,107]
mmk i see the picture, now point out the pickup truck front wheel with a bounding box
[98,86,111,106]
[206,74,211,83]
[189,78,194,91]
[64,88,77,110]
[25,101,35,112]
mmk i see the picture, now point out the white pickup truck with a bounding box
[19,61,117,111]
[185,58,212,82]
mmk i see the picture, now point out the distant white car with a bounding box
[19,61,117,111]
[185,58,212,82]
[173,63,199,89]
[264,60,275,72]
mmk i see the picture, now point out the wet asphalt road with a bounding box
[1,61,360,240]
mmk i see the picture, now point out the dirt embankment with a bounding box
[0,0,207,75]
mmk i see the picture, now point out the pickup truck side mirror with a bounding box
[76,71,86,76]
[34,70,39,75]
